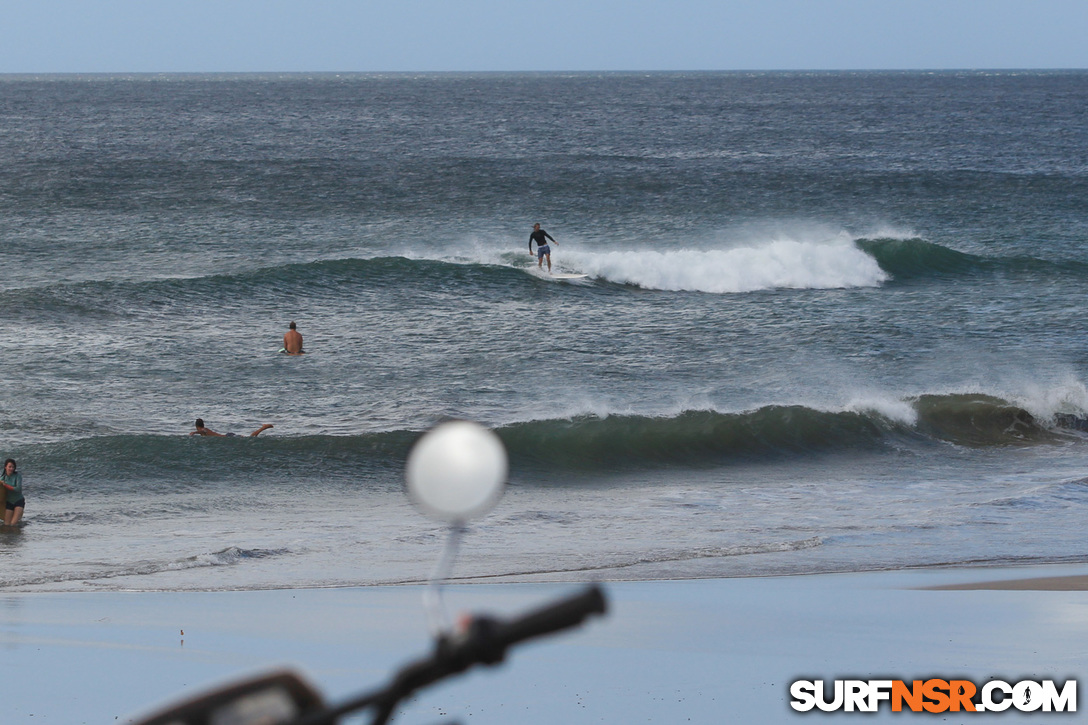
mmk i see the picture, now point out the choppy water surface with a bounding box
[1,71,1087,591]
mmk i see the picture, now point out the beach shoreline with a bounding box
[925,572,1088,591]
[3,562,1085,723]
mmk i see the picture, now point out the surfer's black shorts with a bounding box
[536,244,550,259]
[6,499,25,510]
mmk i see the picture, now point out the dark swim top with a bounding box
[529,229,554,252]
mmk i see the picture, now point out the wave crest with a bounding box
[858,237,1088,281]
[15,393,1088,486]
[564,240,888,293]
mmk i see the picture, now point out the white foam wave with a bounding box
[1012,380,1088,422]
[857,224,918,241]
[561,239,888,293]
[846,396,919,426]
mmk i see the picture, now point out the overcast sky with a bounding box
[1,0,1085,74]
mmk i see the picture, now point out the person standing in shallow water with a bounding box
[529,223,557,272]
[283,321,304,355]
[2,458,25,526]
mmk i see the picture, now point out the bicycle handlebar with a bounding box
[133,585,607,725]
[489,584,607,652]
[299,584,608,725]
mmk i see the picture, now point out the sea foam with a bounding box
[561,238,888,293]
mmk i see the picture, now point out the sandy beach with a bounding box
[927,573,1088,591]
[0,563,1083,724]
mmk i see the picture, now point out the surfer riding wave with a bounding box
[529,223,557,272]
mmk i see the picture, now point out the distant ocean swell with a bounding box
[9,238,1088,310]
[20,394,1086,488]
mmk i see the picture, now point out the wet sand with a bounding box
[1,563,1085,723]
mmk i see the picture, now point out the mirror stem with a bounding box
[424,523,466,636]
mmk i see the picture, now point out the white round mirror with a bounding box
[405,421,508,523]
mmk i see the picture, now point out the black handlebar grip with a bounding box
[287,585,610,725]
[490,584,607,649]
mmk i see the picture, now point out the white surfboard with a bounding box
[527,268,589,281]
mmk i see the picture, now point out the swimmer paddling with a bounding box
[191,419,273,437]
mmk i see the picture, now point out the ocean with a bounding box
[1,71,1087,592]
